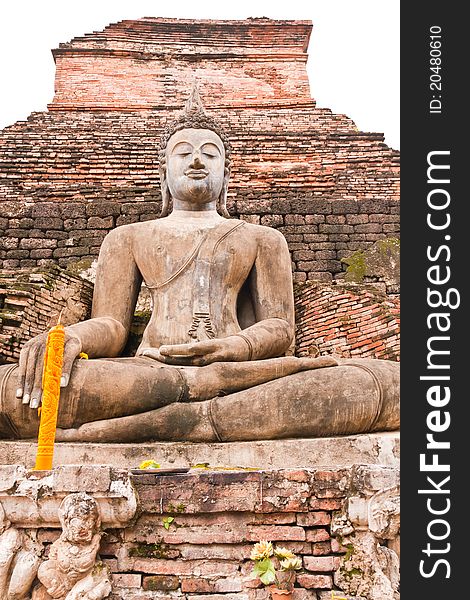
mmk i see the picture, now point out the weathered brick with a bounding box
[260,215,283,227]
[1,202,32,218]
[17,218,35,229]
[60,203,87,219]
[181,577,214,593]
[87,216,114,229]
[297,512,331,527]
[1,238,19,250]
[142,575,179,591]
[354,223,383,234]
[128,558,238,577]
[186,595,248,600]
[116,215,139,226]
[30,249,53,259]
[86,202,122,217]
[330,538,348,553]
[112,574,142,588]
[2,259,19,268]
[19,238,57,250]
[32,203,61,218]
[297,574,333,589]
[311,541,332,555]
[34,217,63,230]
[303,556,341,572]
[6,249,29,259]
[248,526,306,542]
[309,499,343,511]
[251,513,297,525]
[178,544,251,561]
[304,528,330,542]
[64,218,87,231]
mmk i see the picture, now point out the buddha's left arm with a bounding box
[237,226,295,359]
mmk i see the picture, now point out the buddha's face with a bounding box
[165,128,226,207]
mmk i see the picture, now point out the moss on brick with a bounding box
[128,542,172,559]
[341,250,367,283]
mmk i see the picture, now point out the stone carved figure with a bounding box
[0,501,42,600]
[32,493,111,600]
[332,484,400,600]
[0,87,400,442]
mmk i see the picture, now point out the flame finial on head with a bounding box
[159,81,230,156]
[183,81,205,118]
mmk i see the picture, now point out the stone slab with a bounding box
[0,464,137,528]
[0,432,399,470]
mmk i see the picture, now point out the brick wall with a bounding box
[294,283,400,361]
[35,468,367,599]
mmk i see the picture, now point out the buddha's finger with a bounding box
[16,345,30,401]
[60,337,82,388]
[304,356,338,368]
[29,347,46,409]
[141,348,165,362]
[152,354,199,366]
[189,353,221,366]
[21,343,41,407]
[159,343,200,356]
[159,341,215,356]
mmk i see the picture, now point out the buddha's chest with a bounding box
[134,223,257,292]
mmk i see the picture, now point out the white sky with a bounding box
[0,0,399,149]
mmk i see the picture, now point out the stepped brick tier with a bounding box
[294,282,400,362]
[0,464,399,600]
[0,267,93,363]
[0,18,399,281]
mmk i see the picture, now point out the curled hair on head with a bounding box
[158,83,231,219]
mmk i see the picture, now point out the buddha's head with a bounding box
[159,85,231,217]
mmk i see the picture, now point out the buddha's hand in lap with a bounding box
[141,335,250,366]
[15,329,83,409]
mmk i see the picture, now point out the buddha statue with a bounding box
[0,88,399,443]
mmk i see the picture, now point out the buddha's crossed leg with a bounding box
[0,355,336,439]
[56,358,399,443]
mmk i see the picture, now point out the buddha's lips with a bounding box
[185,169,208,179]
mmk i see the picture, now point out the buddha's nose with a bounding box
[190,153,205,169]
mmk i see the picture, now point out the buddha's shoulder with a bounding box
[105,220,161,240]
[241,221,287,244]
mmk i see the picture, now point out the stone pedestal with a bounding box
[0,438,399,599]
[0,432,399,471]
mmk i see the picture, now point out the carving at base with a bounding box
[31,493,111,600]
[188,312,216,340]
[0,467,137,600]
[0,503,42,600]
[331,468,400,600]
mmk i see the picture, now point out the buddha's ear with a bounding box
[217,167,231,218]
[159,163,171,218]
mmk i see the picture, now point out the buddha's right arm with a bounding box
[16,226,142,407]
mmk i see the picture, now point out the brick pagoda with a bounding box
[0,17,399,283]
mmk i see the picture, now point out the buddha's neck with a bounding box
[167,209,224,224]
